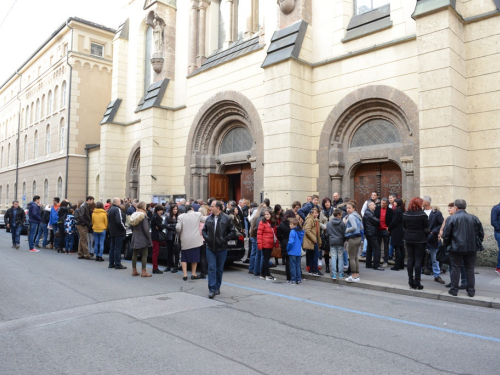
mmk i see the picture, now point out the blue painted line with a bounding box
[222,282,500,344]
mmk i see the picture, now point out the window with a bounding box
[44,179,49,203]
[61,81,67,107]
[36,99,40,122]
[34,130,39,158]
[32,180,37,196]
[7,143,11,166]
[48,91,53,114]
[25,106,30,127]
[54,86,59,110]
[0,146,3,167]
[41,95,45,118]
[60,119,65,151]
[57,177,63,198]
[6,184,9,204]
[218,3,227,49]
[46,125,51,154]
[354,0,388,15]
[144,27,153,95]
[24,135,28,161]
[220,127,253,154]
[350,119,401,148]
[90,43,104,57]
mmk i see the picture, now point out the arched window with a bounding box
[96,175,100,198]
[0,146,3,167]
[34,130,39,158]
[350,119,401,148]
[41,95,45,118]
[30,102,34,123]
[46,125,51,154]
[44,179,49,203]
[24,135,28,161]
[218,3,227,49]
[7,143,11,166]
[48,90,53,114]
[60,118,65,151]
[220,127,253,154]
[32,180,37,196]
[36,99,40,121]
[57,177,63,197]
[25,106,30,128]
[144,26,153,95]
[54,86,59,110]
[61,81,67,107]
[6,184,9,204]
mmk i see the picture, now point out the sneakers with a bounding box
[338,274,344,279]
[286,280,295,284]
[312,272,323,277]
[29,248,39,252]
[15,244,20,249]
[260,276,265,279]
[296,280,302,285]
[331,274,337,280]
[352,277,360,283]
[266,276,276,281]
[345,275,353,282]
[434,276,445,284]
[496,268,500,276]
[382,263,389,268]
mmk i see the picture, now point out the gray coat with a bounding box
[326,218,346,247]
[130,212,152,249]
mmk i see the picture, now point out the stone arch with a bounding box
[318,85,419,201]
[184,91,264,201]
[126,141,141,199]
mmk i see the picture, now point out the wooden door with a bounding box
[381,162,402,198]
[240,164,254,201]
[208,174,229,201]
[353,162,402,205]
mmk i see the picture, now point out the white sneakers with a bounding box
[266,276,276,281]
[345,276,360,283]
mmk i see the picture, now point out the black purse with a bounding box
[436,240,450,265]
[158,229,167,243]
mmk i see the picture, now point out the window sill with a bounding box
[342,4,392,43]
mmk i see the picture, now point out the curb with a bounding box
[232,263,500,309]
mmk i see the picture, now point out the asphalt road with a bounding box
[1,230,499,375]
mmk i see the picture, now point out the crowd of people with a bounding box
[4,191,500,299]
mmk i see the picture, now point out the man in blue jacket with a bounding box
[297,195,321,221]
[491,201,500,275]
[27,195,42,252]
[49,197,61,249]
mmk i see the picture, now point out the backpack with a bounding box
[65,215,76,234]
[74,206,85,226]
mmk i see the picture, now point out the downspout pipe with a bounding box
[64,20,74,199]
[85,146,89,197]
[14,70,22,201]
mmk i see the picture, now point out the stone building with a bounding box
[0,17,115,207]
[88,0,500,262]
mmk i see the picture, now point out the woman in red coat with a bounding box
[257,210,278,281]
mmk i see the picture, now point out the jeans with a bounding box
[343,249,349,268]
[365,235,380,268]
[109,236,124,266]
[330,245,344,277]
[206,247,227,292]
[29,223,39,250]
[428,246,441,278]
[51,224,59,249]
[406,242,426,283]
[289,255,302,282]
[65,233,75,253]
[58,223,66,251]
[393,246,405,270]
[93,231,106,257]
[10,225,22,246]
[389,237,394,258]
[35,222,48,247]
[377,230,390,263]
[305,244,319,273]
[249,237,258,273]
[495,232,500,269]
[361,237,368,256]
[449,252,476,293]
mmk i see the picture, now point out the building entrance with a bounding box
[353,162,402,205]
[208,163,254,202]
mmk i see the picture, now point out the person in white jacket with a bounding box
[176,205,207,281]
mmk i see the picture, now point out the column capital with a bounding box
[199,0,211,9]
[190,0,200,9]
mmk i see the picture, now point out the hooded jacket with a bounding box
[303,213,322,250]
[92,208,108,233]
[345,211,363,238]
[50,203,60,226]
[257,219,278,249]
[287,227,305,256]
[297,202,321,221]
[27,201,41,225]
[326,217,346,247]
[129,211,152,249]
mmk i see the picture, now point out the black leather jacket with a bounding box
[363,209,380,238]
[202,212,238,252]
[5,206,26,227]
[443,210,484,253]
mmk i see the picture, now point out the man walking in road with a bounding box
[5,200,25,249]
[202,200,238,299]
[76,196,94,260]
[108,197,127,270]
[423,196,445,284]
[491,201,500,276]
[443,199,484,297]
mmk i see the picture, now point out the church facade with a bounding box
[89,0,500,262]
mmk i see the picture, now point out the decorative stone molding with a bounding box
[401,156,414,176]
[278,0,296,14]
[329,162,345,178]
[277,0,311,29]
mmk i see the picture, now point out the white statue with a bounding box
[153,18,163,53]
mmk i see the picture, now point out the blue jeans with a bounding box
[330,245,344,277]
[93,231,106,257]
[389,237,394,258]
[11,225,21,246]
[495,232,500,269]
[362,237,367,256]
[29,223,39,250]
[249,237,258,273]
[109,236,124,266]
[206,247,227,292]
[429,247,441,278]
[289,255,301,282]
[36,223,49,247]
[343,249,349,268]
[65,233,75,252]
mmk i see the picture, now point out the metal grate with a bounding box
[350,119,401,148]
[220,127,253,155]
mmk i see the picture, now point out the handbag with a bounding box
[158,229,167,243]
[436,240,450,265]
[174,233,181,253]
[271,246,282,258]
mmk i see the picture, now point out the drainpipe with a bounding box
[14,70,22,201]
[64,20,74,199]
[85,146,89,197]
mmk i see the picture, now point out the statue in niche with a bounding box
[153,17,163,53]
[278,0,296,14]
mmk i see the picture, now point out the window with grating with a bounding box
[350,119,401,148]
[220,127,253,155]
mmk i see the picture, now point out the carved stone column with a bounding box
[329,162,345,198]
[188,0,199,74]
[401,156,414,198]
[197,0,210,66]
[223,0,234,49]
[244,0,254,38]
[192,173,201,199]
[200,174,208,201]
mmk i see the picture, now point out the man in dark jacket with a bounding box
[76,196,94,260]
[443,199,484,297]
[332,192,343,208]
[202,200,238,299]
[298,195,321,221]
[27,196,42,252]
[491,201,500,275]
[363,201,384,271]
[5,200,26,249]
[35,205,51,248]
[107,197,127,270]
[375,198,394,267]
[423,196,445,284]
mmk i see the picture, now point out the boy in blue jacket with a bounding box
[287,218,305,284]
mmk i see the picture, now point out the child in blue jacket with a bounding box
[286,218,305,284]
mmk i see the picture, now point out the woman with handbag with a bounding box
[320,198,334,273]
[164,204,180,273]
[257,210,278,281]
[388,199,405,271]
[151,205,166,274]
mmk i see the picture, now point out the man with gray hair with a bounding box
[442,199,484,297]
[423,196,445,284]
[107,197,127,270]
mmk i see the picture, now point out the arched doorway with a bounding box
[353,162,402,205]
[126,142,141,200]
[185,91,264,202]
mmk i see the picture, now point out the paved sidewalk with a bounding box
[234,256,500,309]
